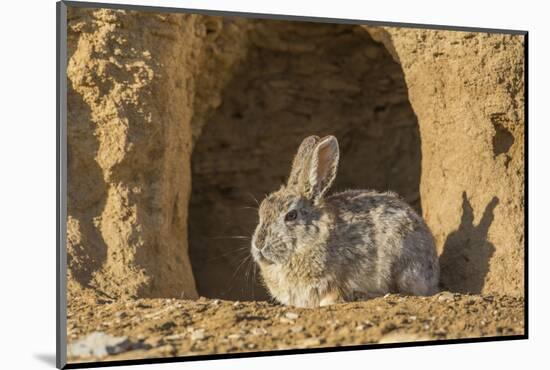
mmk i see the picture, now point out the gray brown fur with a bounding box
[251,135,439,308]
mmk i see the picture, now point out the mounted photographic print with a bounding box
[56,1,527,368]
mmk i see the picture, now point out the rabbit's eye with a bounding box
[284,210,298,222]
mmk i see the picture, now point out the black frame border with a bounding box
[56,1,529,369]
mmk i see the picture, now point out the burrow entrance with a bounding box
[188,20,421,301]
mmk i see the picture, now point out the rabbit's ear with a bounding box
[287,135,320,189]
[306,135,339,201]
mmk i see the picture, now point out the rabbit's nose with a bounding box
[251,234,262,251]
[253,227,267,250]
[253,240,266,253]
[253,238,265,251]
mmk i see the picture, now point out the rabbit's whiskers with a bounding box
[221,253,253,296]
[246,192,261,208]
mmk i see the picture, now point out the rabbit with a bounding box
[250,135,439,308]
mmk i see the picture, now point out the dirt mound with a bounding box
[67,292,524,363]
[367,28,525,296]
[66,8,250,298]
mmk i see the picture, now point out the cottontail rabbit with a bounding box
[251,135,439,307]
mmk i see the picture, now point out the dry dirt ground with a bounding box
[67,292,524,364]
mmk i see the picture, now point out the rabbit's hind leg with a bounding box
[396,261,439,296]
[319,290,343,306]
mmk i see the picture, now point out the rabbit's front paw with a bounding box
[319,291,342,307]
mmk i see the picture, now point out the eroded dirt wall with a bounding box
[188,21,421,300]
[367,28,525,296]
[66,7,250,299]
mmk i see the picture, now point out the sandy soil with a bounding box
[67,292,524,364]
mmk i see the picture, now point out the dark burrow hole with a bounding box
[492,121,515,157]
[188,20,421,301]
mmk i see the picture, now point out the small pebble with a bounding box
[68,332,131,358]
[379,332,434,344]
[363,320,375,327]
[250,327,267,336]
[290,325,304,333]
[285,312,299,320]
[299,337,323,347]
[227,334,241,340]
[438,292,454,302]
[191,329,206,341]
[164,333,185,341]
